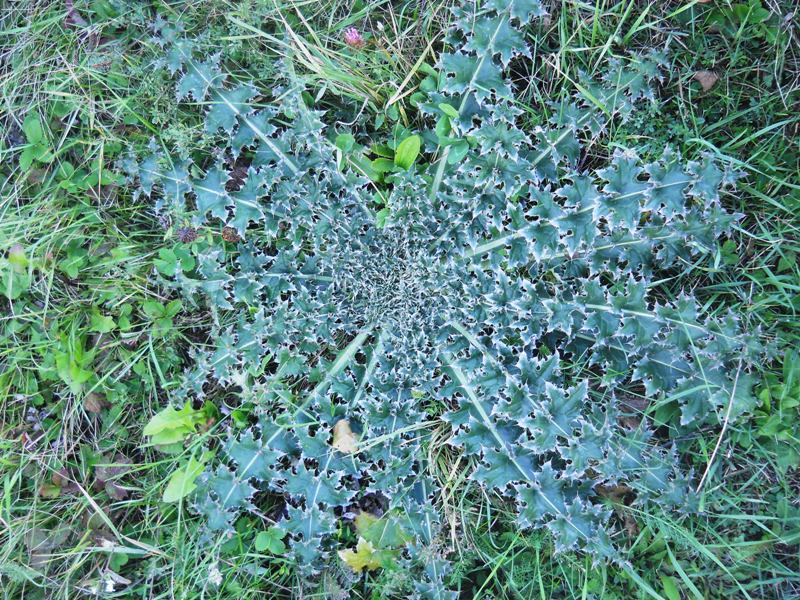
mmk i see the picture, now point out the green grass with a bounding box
[1,0,798,598]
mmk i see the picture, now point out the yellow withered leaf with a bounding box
[338,537,382,572]
[332,419,358,454]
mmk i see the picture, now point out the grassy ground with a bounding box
[1,0,798,598]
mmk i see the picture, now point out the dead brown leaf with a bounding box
[95,454,132,482]
[332,419,358,454]
[221,226,241,243]
[617,394,649,429]
[597,484,640,537]
[596,484,633,504]
[84,392,110,414]
[95,454,132,500]
[104,482,129,501]
[52,468,80,495]
[693,70,719,92]
[623,514,640,537]
[26,527,71,568]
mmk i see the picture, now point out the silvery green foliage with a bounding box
[130,1,759,594]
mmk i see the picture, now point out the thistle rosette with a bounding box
[128,1,760,593]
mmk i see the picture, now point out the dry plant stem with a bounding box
[696,355,745,493]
